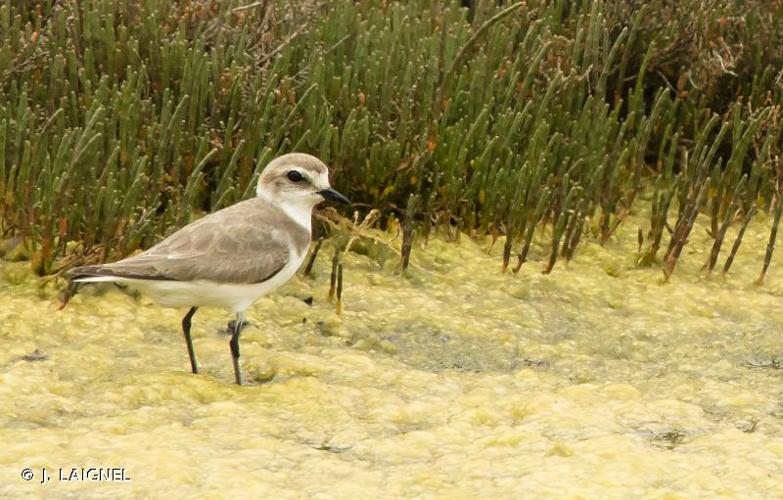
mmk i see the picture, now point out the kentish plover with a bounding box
[68,153,350,385]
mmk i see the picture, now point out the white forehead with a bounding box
[307,169,330,189]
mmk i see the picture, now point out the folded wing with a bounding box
[70,199,294,284]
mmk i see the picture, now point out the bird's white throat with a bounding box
[257,189,315,231]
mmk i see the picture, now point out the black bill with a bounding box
[318,188,351,205]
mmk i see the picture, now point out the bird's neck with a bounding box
[257,190,314,232]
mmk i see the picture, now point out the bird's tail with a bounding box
[67,264,132,283]
[59,264,119,310]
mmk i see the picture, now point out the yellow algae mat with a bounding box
[2,214,783,497]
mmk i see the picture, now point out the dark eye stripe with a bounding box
[287,170,305,183]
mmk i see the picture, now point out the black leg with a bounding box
[229,312,244,385]
[181,306,199,374]
[226,319,251,334]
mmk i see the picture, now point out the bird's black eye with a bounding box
[287,170,305,183]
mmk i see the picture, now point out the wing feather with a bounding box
[70,198,306,284]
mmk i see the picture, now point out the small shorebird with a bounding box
[68,153,349,385]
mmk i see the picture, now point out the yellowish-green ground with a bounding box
[2,212,783,498]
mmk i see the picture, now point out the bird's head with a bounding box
[256,153,350,212]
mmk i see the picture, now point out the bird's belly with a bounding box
[120,252,305,312]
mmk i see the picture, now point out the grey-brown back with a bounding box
[70,197,311,284]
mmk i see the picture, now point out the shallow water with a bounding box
[2,213,783,498]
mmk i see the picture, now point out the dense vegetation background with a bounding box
[0,0,781,280]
